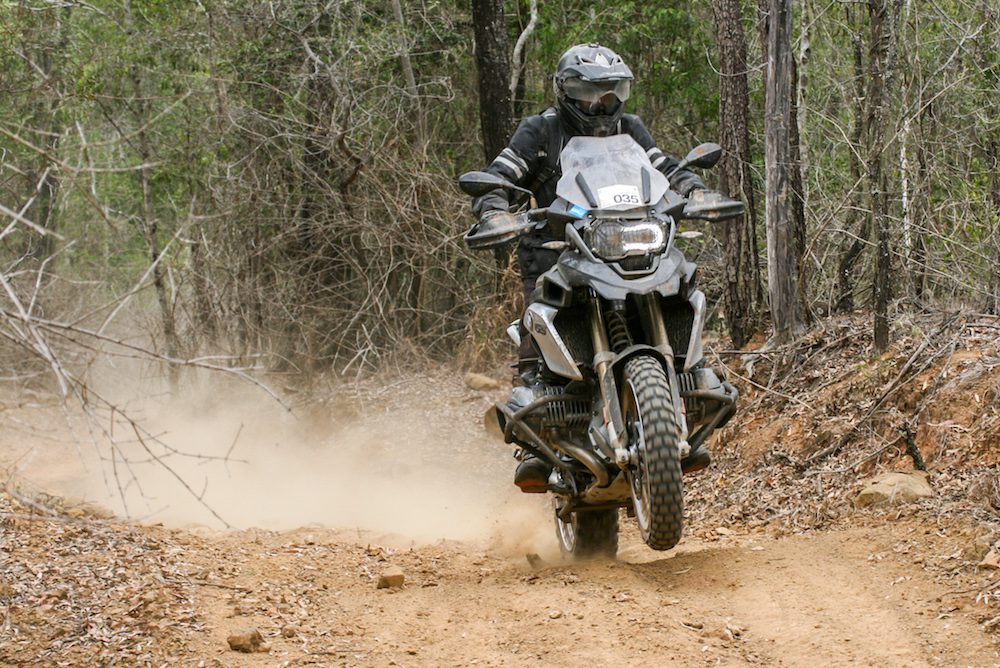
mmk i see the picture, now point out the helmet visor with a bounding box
[562,77,631,104]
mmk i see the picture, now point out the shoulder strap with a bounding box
[528,107,563,192]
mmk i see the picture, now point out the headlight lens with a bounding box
[589,220,666,260]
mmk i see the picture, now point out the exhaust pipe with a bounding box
[555,440,611,488]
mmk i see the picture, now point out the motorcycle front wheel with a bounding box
[621,355,684,550]
[553,501,619,559]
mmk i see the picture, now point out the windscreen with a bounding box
[555,135,670,213]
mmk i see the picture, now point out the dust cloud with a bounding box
[0,370,553,551]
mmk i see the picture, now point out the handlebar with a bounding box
[465,190,742,251]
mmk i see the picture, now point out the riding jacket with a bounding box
[472,107,706,282]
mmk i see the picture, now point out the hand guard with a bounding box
[464,211,536,250]
[682,189,745,222]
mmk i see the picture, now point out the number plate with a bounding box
[597,184,642,209]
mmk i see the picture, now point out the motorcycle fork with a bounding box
[590,293,693,462]
[588,292,626,453]
[641,294,691,443]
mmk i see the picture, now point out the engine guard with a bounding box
[680,379,739,451]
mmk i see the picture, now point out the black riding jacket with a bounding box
[472,108,706,281]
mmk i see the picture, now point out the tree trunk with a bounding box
[908,104,930,304]
[509,0,538,107]
[866,0,900,352]
[789,53,811,324]
[835,5,868,312]
[25,6,71,266]
[991,135,1000,314]
[979,0,1000,313]
[390,0,417,97]
[126,0,179,384]
[762,0,801,343]
[712,0,761,348]
[470,0,513,163]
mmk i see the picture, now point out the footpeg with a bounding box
[679,439,691,459]
[614,447,631,468]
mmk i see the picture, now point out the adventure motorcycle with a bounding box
[459,135,742,557]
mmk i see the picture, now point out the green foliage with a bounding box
[1,0,998,372]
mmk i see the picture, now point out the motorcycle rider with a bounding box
[468,43,713,493]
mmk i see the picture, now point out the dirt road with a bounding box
[147,518,991,668]
[2,374,998,666]
[4,493,997,667]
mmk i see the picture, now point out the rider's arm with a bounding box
[471,116,545,219]
[621,115,706,196]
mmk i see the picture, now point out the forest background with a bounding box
[0,0,998,409]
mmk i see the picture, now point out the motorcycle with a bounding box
[459,135,742,557]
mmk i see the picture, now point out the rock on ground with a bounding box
[855,471,934,508]
[968,534,995,561]
[464,372,502,391]
[979,549,1000,570]
[227,628,268,653]
[377,565,405,589]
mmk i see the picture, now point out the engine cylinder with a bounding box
[541,385,591,428]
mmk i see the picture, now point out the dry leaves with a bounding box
[0,492,202,664]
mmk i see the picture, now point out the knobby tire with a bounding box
[623,355,684,550]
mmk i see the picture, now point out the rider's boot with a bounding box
[514,454,551,493]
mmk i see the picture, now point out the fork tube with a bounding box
[643,293,672,354]
[642,294,690,441]
[589,293,625,447]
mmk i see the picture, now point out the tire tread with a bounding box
[624,356,684,550]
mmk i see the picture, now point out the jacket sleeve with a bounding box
[622,115,706,196]
[471,116,545,220]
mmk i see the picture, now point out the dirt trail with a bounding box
[2,371,998,666]
[4,494,997,666]
[151,520,997,667]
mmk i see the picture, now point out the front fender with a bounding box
[609,344,670,389]
[610,344,688,441]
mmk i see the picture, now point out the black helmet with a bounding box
[553,43,634,136]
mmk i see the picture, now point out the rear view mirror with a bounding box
[678,143,723,171]
[458,171,519,197]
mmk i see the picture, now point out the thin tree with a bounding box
[866,0,900,351]
[834,4,869,312]
[22,5,70,265]
[712,0,762,348]
[124,0,180,384]
[470,0,514,162]
[762,0,801,343]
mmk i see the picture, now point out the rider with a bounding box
[468,43,712,493]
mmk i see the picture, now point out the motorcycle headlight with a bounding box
[589,220,666,261]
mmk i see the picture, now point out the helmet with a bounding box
[553,43,634,136]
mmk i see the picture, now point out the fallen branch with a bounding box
[901,424,927,471]
[162,577,252,593]
[710,348,815,411]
